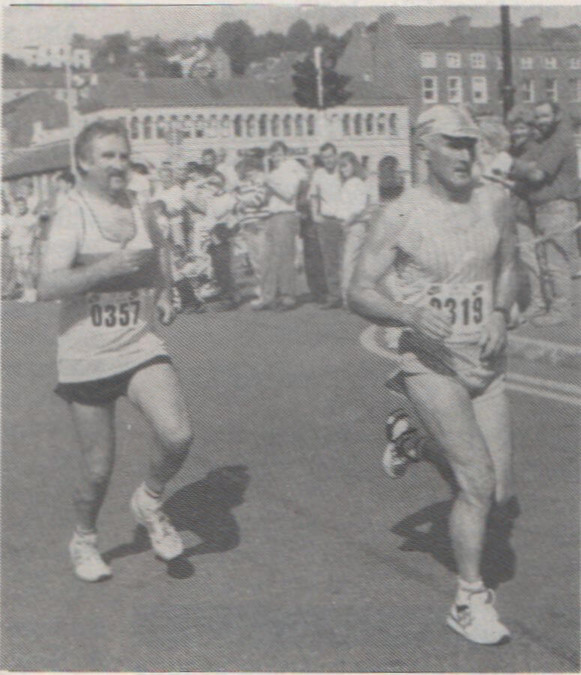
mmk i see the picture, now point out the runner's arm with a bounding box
[38,201,151,301]
[348,207,415,326]
[479,197,518,361]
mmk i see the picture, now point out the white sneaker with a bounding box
[130,485,184,561]
[69,531,112,582]
[447,588,510,645]
[382,442,409,478]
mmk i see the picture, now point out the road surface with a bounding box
[1,299,579,672]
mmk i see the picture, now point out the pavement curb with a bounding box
[508,334,580,367]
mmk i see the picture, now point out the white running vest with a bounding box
[56,190,168,383]
[380,183,506,389]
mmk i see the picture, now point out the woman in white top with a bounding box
[337,152,370,303]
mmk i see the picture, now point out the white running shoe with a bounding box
[382,442,409,478]
[69,531,112,582]
[447,588,510,645]
[130,484,184,561]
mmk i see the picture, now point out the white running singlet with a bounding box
[377,182,511,394]
[52,190,168,383]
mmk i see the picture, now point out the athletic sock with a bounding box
[142,482,163,500]
[75,526,97,537]
[456,578,486,604]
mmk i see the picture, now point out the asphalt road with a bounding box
[1,299,579,672]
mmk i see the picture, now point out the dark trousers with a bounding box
[262,213,298,305]
[208,232,237,301]
[300,215,328,301]
[317,216,345,302]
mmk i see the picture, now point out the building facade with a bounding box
[10,45,92,70]
[338,13,581,118]
[78,75,411,177]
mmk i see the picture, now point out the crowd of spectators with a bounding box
[2,100,579,327]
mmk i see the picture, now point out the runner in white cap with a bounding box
[349,105,518,645]
[38,120,192,582]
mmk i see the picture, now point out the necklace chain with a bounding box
[79,191,136,245]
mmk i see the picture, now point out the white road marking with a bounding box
[360,326,581,407]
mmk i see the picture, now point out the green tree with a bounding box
[286,19,313,52]
[212,20,255,75]
[92,33,131,72]
[292,53,351,109]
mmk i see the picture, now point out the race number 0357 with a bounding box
[90,300,141,327]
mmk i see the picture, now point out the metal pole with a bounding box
[64,45,76,173]
[500,5,514,121]
[314,46,324,110]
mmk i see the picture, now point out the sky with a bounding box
[2,3,580,52]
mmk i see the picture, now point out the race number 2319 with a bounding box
[425,282,492,341]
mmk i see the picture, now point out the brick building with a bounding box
[338,13,581,120]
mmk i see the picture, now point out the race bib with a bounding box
[86,290,143,329]
[423,281,492,343]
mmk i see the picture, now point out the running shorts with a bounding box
[54,355,172,406]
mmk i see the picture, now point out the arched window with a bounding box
[376,113,386,135]
[389,113,398,136]
[307,114,315,136]
[207,115,218,138]
[195,115,205,138]
[259,114,268,137]
[328,113,340,136]
[234,114,243,138]
[271,114,280,137]
[182,115,192,139]
[342,114,351,136]
[246,114,256,138]
[283,114,292,137]
[295,114,304,136]
[220,115,231,138]
[143,116,152,140]
[156,115,166,139]
[366,113,374,135]
[354,113,362,136]
[130,116,139,140]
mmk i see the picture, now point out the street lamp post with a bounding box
[500,5,515,121]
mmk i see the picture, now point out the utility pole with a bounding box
[64,45,77,172]
[314,45,324,110]
[500,5,515,121]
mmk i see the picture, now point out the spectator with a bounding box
[128,162,153,207]
[54,170,76,213]
[184,165,239,311]
[257,141,305,311]
[233,158,271,308]
[509,101,580,326]
[506,106,545,317]
[377,156,405,203]
[308,143,344,309]
[1,198,18,299]
[8,196,38,303]
[337,152,369,304]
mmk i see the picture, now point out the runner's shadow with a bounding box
[391,496,517,589]
[103,465,250,579]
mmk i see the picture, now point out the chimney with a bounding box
[522,16,542,37]
[377,12,396,29]
[450,15,471,35]
[136,63,147,82]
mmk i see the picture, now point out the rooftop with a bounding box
[79,74,408,112]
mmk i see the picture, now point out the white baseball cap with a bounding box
[415,105,480,143]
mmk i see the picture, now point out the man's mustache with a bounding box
[108,170,126,179]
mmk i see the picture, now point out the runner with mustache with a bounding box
[38,120,192,582]
[349,106,518,645]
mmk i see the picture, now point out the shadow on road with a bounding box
[103,465,250,579]
[390,496,517,589]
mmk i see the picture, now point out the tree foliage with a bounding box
[292,53,351,109]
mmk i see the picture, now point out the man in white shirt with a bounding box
[257,141,306,311]
[309,143,344,309]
